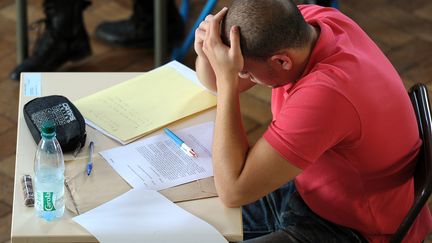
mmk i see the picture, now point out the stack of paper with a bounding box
[74,62,217,144]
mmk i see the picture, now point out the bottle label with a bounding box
[42,192,56,211]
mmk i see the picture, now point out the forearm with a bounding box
[196,56,256,94]
[212,81,249,201]
[196,55,217,92]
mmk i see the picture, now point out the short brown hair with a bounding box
[221,0,311,58]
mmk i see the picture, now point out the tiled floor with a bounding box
[1,0,431,242]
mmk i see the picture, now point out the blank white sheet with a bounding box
[72,188,227,243]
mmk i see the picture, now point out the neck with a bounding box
[291,24,320,81]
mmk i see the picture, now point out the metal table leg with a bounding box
[16,0,28,64]
[154,0,167,67]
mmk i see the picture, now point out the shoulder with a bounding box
[299,4,358,29]
[298,4,340,17]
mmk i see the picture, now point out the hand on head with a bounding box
[194,13,210,58]
[195,7,244,88]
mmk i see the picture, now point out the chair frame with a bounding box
[390,83,432,242]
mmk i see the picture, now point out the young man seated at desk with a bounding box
[194,0,432,242]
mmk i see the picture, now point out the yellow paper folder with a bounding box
[74,66,217,143]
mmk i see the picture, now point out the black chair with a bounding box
[390,83,432,243]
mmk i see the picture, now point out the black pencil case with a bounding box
[23,95,86,152]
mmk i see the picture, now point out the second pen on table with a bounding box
[87,141,94,176]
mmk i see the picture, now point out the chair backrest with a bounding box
[390,83,432,243]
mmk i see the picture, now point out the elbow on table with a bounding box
[217,185,247,208]
[219,195,242,208]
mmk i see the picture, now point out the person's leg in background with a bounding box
[9,0,185,81]
[316,0,333,7]
[95,0,184,48]
[241,181,368,243]
[10,0,92,81]
[297,0,333,7]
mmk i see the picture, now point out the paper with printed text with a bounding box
[100,122,214,190]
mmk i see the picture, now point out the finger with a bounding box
[204,17,211,41]
[198,20,209,31]
[208,7,228,42]
[213,7,228,22]
[195,28,206,41]
[229,26,241,53]
[205,14,213,22]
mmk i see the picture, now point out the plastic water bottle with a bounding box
[34,121,65,221]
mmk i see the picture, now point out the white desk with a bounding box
[11,72,242,242]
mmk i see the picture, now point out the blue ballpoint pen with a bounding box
[163,128,197,158]
[87,141,94,176]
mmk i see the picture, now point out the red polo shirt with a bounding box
[263,5,432,242]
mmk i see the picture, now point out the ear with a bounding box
[270,54,292,71]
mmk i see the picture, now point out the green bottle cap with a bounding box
[41,120,56,135]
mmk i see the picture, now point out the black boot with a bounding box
[316,0,333,7]
[95,0,184,47]
[10,0,92,81]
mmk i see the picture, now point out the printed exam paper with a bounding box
[99,122,215,190]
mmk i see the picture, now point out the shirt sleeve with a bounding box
[263,85,361,169]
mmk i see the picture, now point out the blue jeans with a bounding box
[241,181,368,243]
